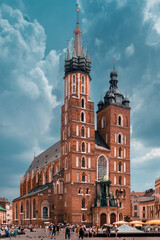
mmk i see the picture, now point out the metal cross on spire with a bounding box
[113,57,116,70]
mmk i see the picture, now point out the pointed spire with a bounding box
[67,40,70,60]
[74,4,82,57]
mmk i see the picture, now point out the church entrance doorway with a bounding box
[100,213,106,226]
[110,213,116,224]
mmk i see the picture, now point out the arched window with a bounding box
[81,98,85,108]
[82,213,86,221]
[26,200,29,219]
[118,162,122,172]
[119,176,122,185]
[118,116,122,126]
[82,142,85,152]
[119,147,122,157]
[73,75,76,83]
[82,157,85,168]
[116,189,119,198]
[86,188,89,194]
[78,188,82,194]
[82,198,85,208]
[118,134,121,144]
[15,203,18,219]
[81,126,85,137]
[81,112,84,122]
[20,202,23,213]
[33,199,36,218]
[82,76,84,84]
[97,155,108,180]
[43,207,48,219]
[82,173,85,182]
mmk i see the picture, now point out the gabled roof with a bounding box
[13,182,53,201]
[25,141,61,175]
[140,196,155,203]
[0,206,7,212]
[95,131,110,150]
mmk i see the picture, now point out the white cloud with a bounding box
[143,0,160,45]
[95,38,102,47]
[125,43,135,57]
[116,0,127,8]
[0,4,61,144]
[131,138,160,165]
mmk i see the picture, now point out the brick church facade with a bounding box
[13,7,131,227]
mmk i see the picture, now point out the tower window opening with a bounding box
[81,112,84,122]
[82,142,85,152]
[118,162,122,172]
[86,188,89,194]
[118,116,122,126]
[118,134,121,144]
[119,147,122,157]
[81,98,85,108]
[82,157,85,168]
[101,117,106,128]
[82,198,85,208]
[78,188,82,194]
[82,86,84,93]
[82,172,85,182]
[82,76,84,84]
[119,176,122,185]
[82,213,86,221]
[73,75,76,83]
[81,126,85,137]
[73,85,76,93]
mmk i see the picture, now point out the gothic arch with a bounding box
[97,155,109,180]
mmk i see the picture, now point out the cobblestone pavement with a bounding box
[2,229,160,240]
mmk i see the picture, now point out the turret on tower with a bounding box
[97,63,130,112]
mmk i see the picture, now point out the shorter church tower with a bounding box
[96,63,131,221]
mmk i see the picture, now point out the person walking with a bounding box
[52,224,56,238]
[65,224,70,239]
[79,225,84,239]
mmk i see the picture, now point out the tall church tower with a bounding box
[61,7,96,224]
[97,64,131,220]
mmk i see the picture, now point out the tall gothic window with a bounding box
[33,199,36,218]
[73,75,75,83]
[82,173,85,182]
[20,202,23,213]
[43,207,48,219]
[82,198,85,208]
[118,134,122,144]
[119,176,122,185]
[81,126,85,137]
[82,157,85,168]
[81,98,84,108]
[82,142,85,152]
[15,204,18,219]
[82,76,84,84]
[119,147,122,157]
[26,200,29,219]
[118,116,122,125]
[97,155,107,180]
[118,162,122,172]
[81,112,84,122]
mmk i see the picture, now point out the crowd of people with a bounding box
[0,225,21,238]
[0,223,117,238]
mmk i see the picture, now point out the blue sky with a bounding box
[0,0,160,202]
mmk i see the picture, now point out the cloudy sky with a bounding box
[0,0,160,202]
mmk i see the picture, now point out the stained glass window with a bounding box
[98,155,107,180]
